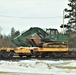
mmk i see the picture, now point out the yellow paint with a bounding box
[0,47,68,54]
[34,48,68,52]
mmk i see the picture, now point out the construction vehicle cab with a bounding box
[46,28,68,42]
[46,28,58,41]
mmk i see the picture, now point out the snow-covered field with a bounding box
[0,59,76,75]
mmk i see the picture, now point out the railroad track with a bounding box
[0,56,76,60]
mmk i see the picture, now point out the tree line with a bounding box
[0,27,20,47]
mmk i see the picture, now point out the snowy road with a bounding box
[0,59,76,75]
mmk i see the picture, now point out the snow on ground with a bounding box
[0,59,76,75]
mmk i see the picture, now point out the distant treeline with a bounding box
[0,27,20,47]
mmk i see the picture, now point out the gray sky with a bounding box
[0,0,68,35]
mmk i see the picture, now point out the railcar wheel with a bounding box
[41,53,46,57]
[8,51,14,57]
[35,52,40,57]
[52,52,63,58]
[19,54,23,57]
[48,53,52,57]
[2,51,9,58]
[19,55,23,57]
[0,50,14,58]
[26,54,31,58]
[36,55,39,57]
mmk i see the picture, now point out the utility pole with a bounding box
[75,1,76,27]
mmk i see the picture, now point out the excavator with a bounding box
[12,27,68,47]
[1,27,75,58]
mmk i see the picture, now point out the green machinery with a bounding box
[12,27,68,47]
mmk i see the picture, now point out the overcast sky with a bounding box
[0,0,68,35]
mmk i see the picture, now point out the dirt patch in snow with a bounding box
[0,72,51,75]
[56,66,76,69]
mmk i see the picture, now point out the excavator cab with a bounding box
[46,28,68,42]
[46,28,58,41]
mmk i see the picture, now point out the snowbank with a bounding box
[0,59,76,75]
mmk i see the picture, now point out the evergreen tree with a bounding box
[11,27,16,39]
[62,0,76,30]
